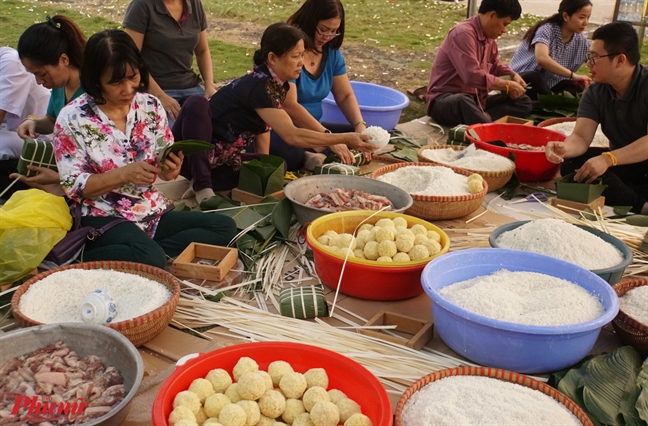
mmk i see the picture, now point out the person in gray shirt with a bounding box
[545,22,648,214]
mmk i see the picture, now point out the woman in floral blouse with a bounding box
[173,22,376,203]
[53,29,236,268]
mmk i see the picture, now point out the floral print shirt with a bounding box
[53,92,174,236]
[207,63,288,170]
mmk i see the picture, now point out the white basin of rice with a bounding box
[19,269,172,324]
[420,144,514,172]
[494,218,624,270]
[401,375,581,426]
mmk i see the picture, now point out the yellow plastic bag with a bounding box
[0,189,72,284]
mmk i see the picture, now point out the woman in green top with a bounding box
[16,15,86,139]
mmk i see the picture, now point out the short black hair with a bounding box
[17,15,86,69]
[253,23,310,66]
[81,29,149,105]
[478,0,522,20]
[288,0,345,51]
[592,22,640,66]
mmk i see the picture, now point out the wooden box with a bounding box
[231,187,284,205]
[550,196,606,214]
[359,311,434,351]
[494,115,534,126]
[173,243,238,282]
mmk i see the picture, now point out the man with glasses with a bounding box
[425,0,532,126]
[546,22,648,214]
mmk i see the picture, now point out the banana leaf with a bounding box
[557,357,592,417]
[199,194,231,211]
[215,201,267,230]
[238,155,286,196]
[383,146,418,162]
[642,232,648,255]
[614,206,634,216]
[157,139,213,164]
[271,197,293,239]
[538,94,581,109]
[625,215,648,227]
[637,360,648,422]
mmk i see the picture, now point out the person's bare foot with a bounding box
[641,202,648,215]
[302,152,327,171]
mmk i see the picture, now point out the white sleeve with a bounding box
[0,53,35,116]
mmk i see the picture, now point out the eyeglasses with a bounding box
[315,28,340,39]
[586,53,619,65]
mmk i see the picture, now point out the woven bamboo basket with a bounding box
[395,366,593,426]
[371,162,487,220]
[416,145,515,192]
[11,261,181,347]
[611,278,648,356]
[537,117,577,128]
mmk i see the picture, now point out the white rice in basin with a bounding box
[619,285,648,324]
[438,269,605,326]
[19,269,172,323]
[420,144,514,172]
[495,218,624,270]
[376,165,471,196]
[401,375,581,426]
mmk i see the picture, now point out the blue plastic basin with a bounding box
[422,248,619,373]
[321,81,409,130]
[489,220,633,285]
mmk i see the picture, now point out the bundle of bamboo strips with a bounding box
[173,295,477,395]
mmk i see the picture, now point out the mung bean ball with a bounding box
[256,415,276,426]
[409,244,430,261]
[410,224,427,236]
[335,233,356,250]
[203,419,225,426]
[173,390,201,415]
[467,179,484,194]
[395,232,415,253]
[427,230,441,242]
[233,357,259,382]
[236,400,261,426]
[378,240,397,258]
[375,218,395,228]
[422,239,442,256]
[363,241,379,260]
[196,407,208,425]
[337,247,355,258]
[204,393,231,418]
[189,378,215,404]
[258,389,286,418]
[467,173,483,183]
[293,413,315,426]
[328,235,341,248]
[374,227,394,243]
[392,252,411,262]
[395,226,414,238]
[280,371,308,398]
[304,368,329,389]
[257,370,273,391]
[169,406,197,425]
[282,398,306,424]
[413,233,428,246]
[358,224,373,233]
[344,413,373,426]
[310,401,340,426]
[206,369,233,393]
[274,423,289,426]
[218,404,247,426]
[392,217,408,228]
[327,389,347,404]
[268,360,294,386]
[238,371,266,400]
[355,230,371,250]
[323,230,338,239]
[302,386,330,412]
[225,383,242,403]
[376,256,393,262]
[317,235,331,246]
[353,249,366,259]
[336,398,361,423]
[174,420,199,426]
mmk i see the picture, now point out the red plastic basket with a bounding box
[466,123,566,182]
[152,341,393,425]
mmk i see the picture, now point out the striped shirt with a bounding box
[510,23,589,89]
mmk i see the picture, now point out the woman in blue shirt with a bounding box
[269,0,367,171]
[509,0,592,100]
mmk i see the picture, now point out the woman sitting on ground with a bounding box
[509,0,592,100]
[266,0,367,170]
[53,29,236,269]
[173,22,375,203]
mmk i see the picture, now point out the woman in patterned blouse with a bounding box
[53,29,236,268]
[509,0,592,100]
[172,22,376,203]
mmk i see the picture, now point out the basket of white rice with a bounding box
[11,261,181,347]
[417,144,516,192]
[370,162,487,220]
[612,278,648,356]
[395,366,593,426]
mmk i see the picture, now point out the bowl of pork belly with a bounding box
[284,174,414,225]
[0,323,143,426]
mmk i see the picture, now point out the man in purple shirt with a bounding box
[426,0,532,127]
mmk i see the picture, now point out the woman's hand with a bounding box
[160,93,181,122]
[17,119,38,139]
[329,144,354,164]
[121,161,160,185]
[574,155,611,183]
[9,166,64,195]
[545,141,566,164]
[160,151,184,181]
[344,133,377,154]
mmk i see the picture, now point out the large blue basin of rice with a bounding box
[422,248,619,373]
[321,81,409,130]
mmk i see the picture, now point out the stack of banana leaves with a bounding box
[528,91,582,124]
[373,129,427,163]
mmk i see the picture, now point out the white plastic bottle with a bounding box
[619,0,629,21]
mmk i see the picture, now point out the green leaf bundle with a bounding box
[238,155,285,196]
[157,139,213,165]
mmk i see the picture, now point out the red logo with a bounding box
[9,395,89,422]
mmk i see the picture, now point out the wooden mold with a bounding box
[360,310,434,351]
[173,243,238,282]
[494,115,534,126]
[231,187,284,205]
[550,195,605,214]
